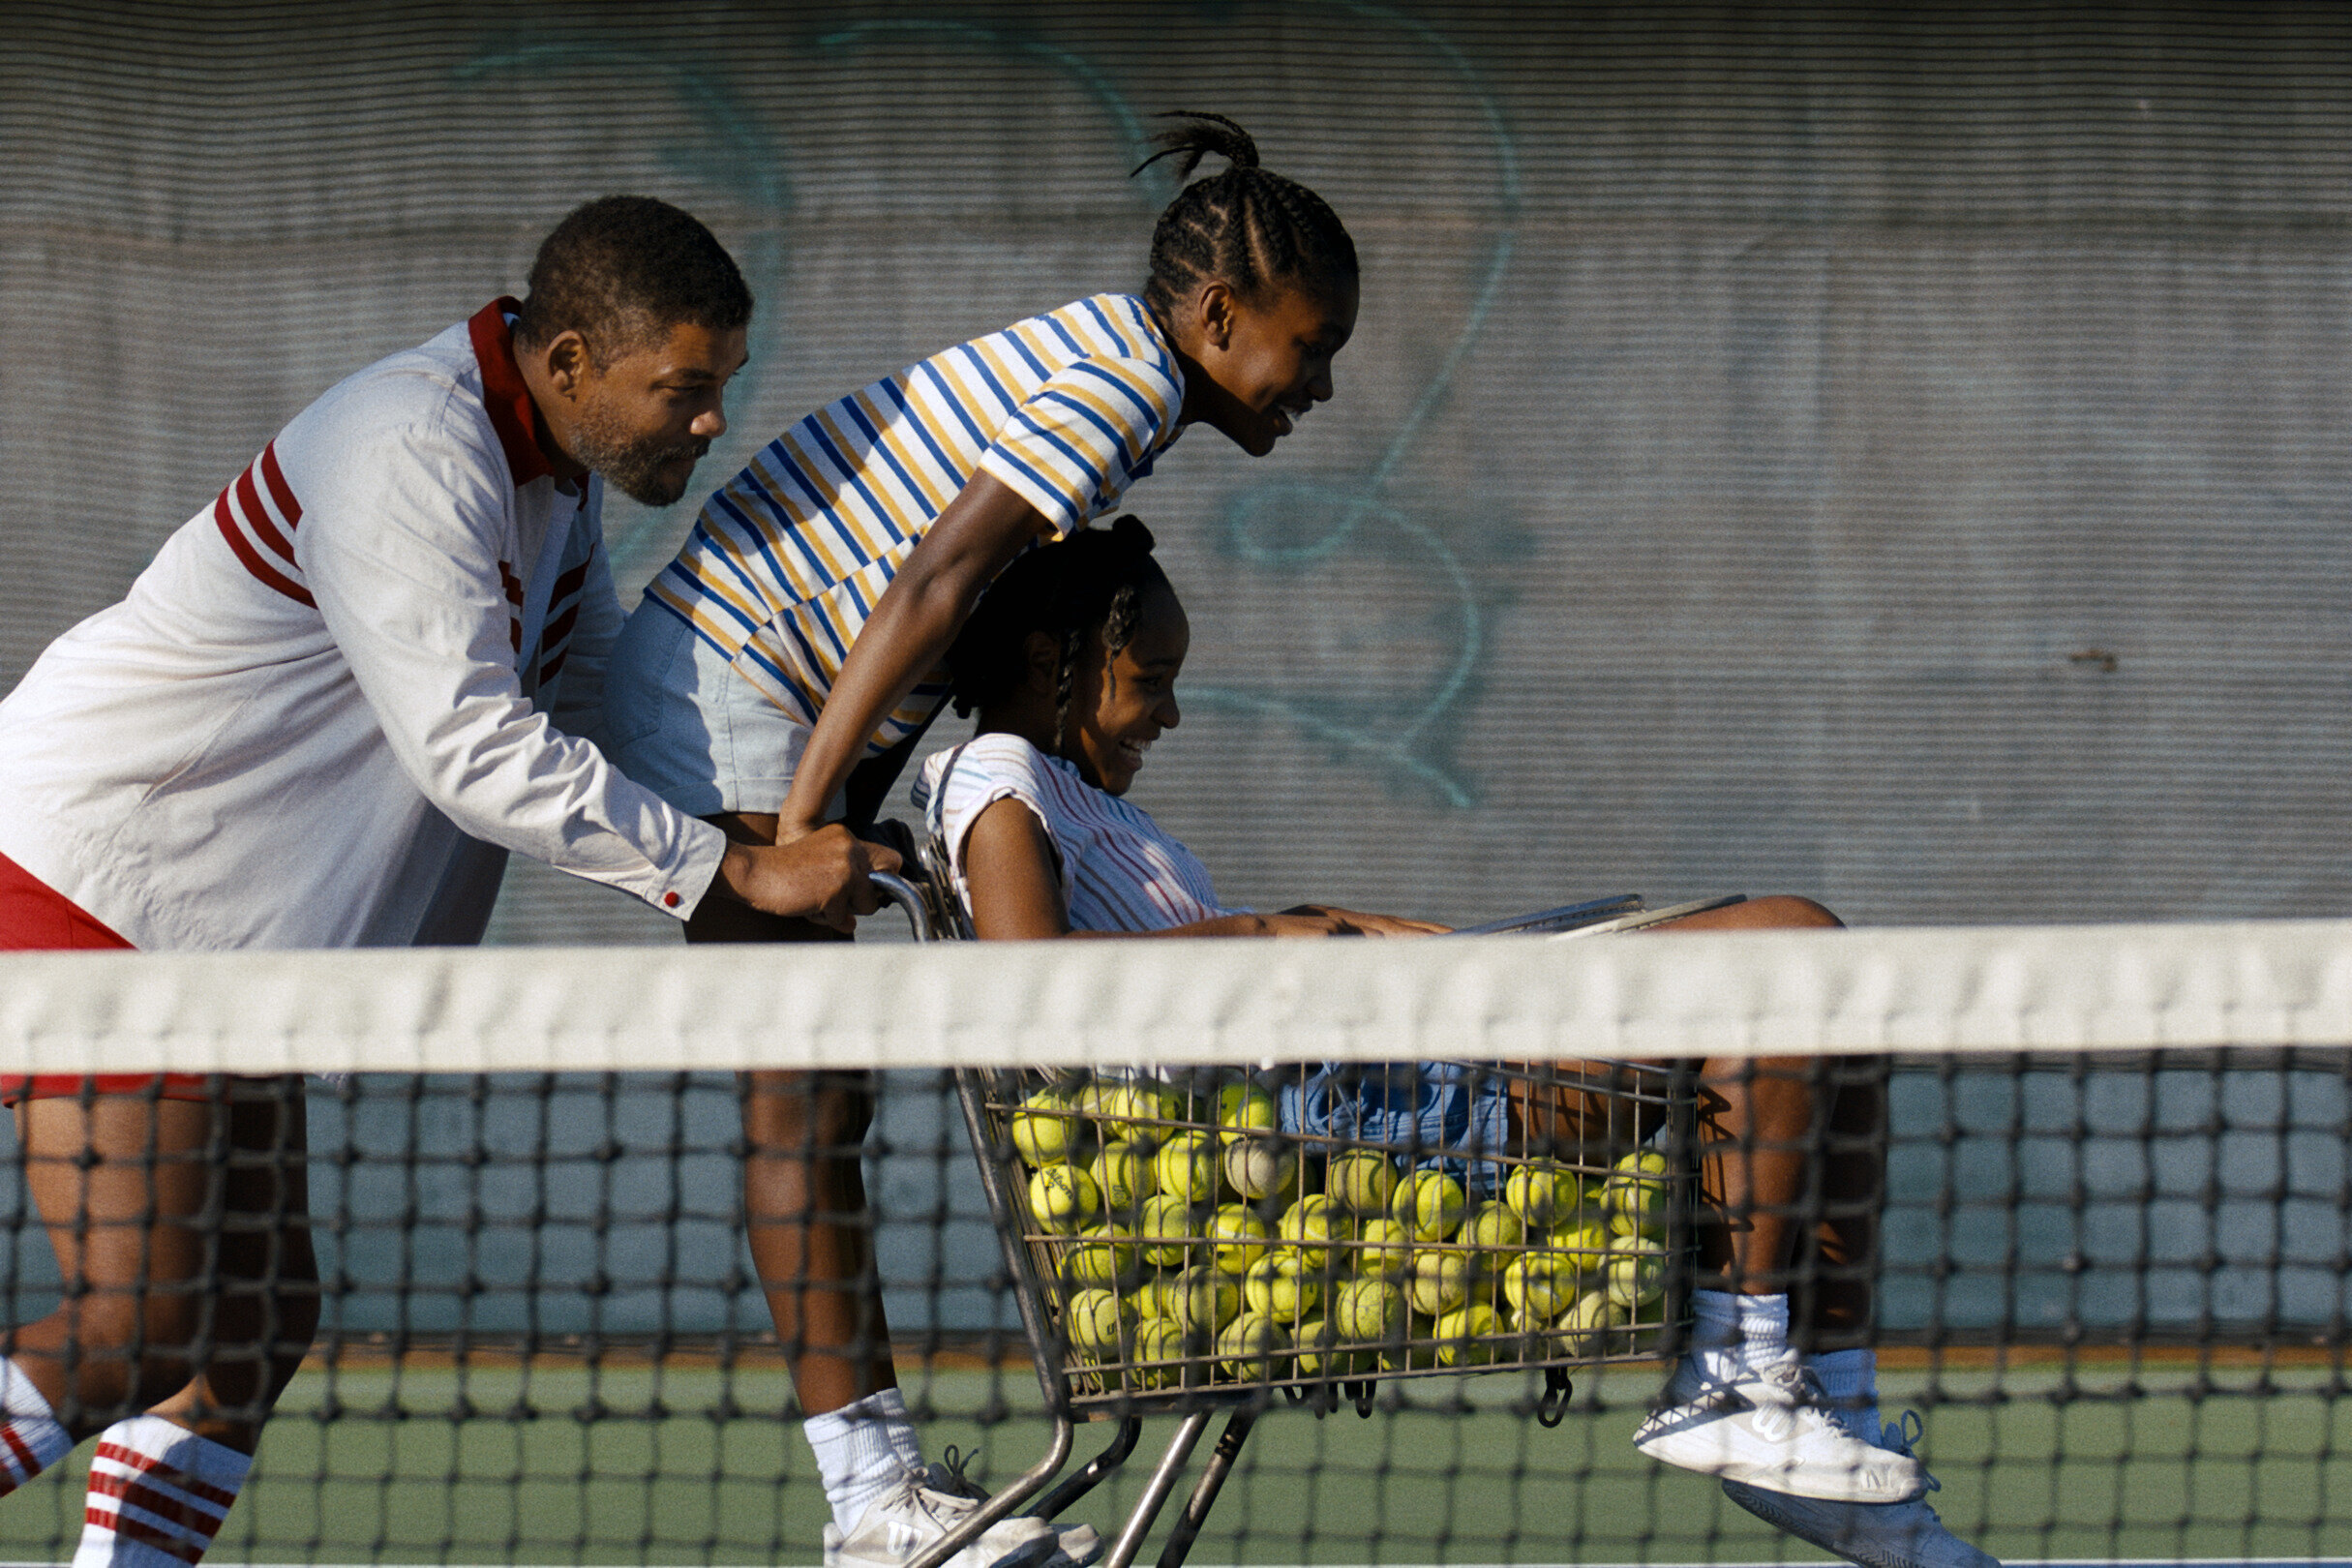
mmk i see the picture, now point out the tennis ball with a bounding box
[1098,1080,1186,1150]
[1065,1223,1136,1287]
[1215,1312,1290,1380]
[1155,1131,1221,1205]
[1380,1316,1439,1372]
[1217,1080,1278,1135]
[1276,1193,1338,1274]
[1089,1141,1156,1215]
[1129,1315,1187,1388]
[1614,1148,1673,1179]
[1168,1265,1242,1336]
[1221,1135,1297,1200]
[1243,1256,1318,1323]
[1500,1253,1573,1321]
[1290,1315,1351,1378]
[1434,1301,1503,1367]
[1551,1288,1617,1357]
[1129,1276,1178,1322]
[1406,1251,1472,1317]
[1603,1150,1672,1238]
[1550,1221,1613,1267]
[1136,1193,1195,1268]
[1028,1164,1100,1235]
[1604,1247,1667,1312]
[1391,1170,1467,1242]
[1325,1151,1400,1215]
[1331,1278,1406,1343]
[1462,1200,1523,1252]
[1010,1086,1079,1166]
[1207,1203,1273,1274]
[1504,1162,1576,1228]
[1352,1217,1411,1280]
[1064,1286,1131,1357]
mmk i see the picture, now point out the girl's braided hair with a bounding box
[1134,112,1358,317]
[948,517,1172,749]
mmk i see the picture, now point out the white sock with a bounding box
[74,1414,250,1567]
[0,1359,71,1496]
[1688,1289,1794,1384]
[804,1387,925,1536]
[1808,1347,1883,1446]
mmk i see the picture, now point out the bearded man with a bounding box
[0,196,892,1568]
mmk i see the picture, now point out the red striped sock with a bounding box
[72,1416,248,1568]
[0,1358,69,1497]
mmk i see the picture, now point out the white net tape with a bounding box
[3,920,2346,1074]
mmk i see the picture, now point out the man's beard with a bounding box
[570,403,710,507]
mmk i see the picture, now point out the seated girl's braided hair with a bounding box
[947,517,1171,748]
[1134,112,1358,314]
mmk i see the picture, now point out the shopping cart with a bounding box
[870,871,1711,1568]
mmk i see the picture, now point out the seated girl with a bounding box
[912,517,1996,1568]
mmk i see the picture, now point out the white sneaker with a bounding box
[822,1470,1060,1568]
[1723,1411,2000,1568]
[1633,1358,1927,1503]
[922,1449,1102,1568]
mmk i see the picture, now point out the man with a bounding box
[0,196,892,1568]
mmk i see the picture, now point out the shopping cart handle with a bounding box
[869,869,939,943]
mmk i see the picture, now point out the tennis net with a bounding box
[0,924,2341,1565]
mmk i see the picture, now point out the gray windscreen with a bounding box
[5,3,2344,940]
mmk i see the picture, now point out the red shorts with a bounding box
[0,852,211,1106]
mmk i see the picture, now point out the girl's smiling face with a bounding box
[1173,279,1358,458]
[1061,583,1190,795]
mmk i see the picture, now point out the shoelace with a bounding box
[932,1446,987,1501]
[1879,1409,1943,1493]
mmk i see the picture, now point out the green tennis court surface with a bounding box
[0,1353,2336,1565]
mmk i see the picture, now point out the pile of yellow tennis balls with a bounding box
[1005,1071,1674,1390]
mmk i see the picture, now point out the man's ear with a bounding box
[1021,630,1062,695]
[536,329,593,402]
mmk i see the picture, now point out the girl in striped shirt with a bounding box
[600,116,1362,1568]
[929,523,1996,1568]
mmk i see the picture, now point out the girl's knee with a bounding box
[1740,894,1844,929]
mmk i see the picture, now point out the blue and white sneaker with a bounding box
[1634,1358,1926,1503]
[1723,1409,2000,1568]
[924,1450,1102,1568]
[821,1469,1060,1568]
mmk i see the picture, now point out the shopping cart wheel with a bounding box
[1536,1367,1574,1428]
[1347,1380,1375,1418]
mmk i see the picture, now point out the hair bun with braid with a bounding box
[1103,514,1158,555]
[1134,111,1355,312]
[1131,110,1259,181]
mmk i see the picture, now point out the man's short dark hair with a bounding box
[514,196,753,362]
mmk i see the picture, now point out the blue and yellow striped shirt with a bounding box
[645,293,1185,754]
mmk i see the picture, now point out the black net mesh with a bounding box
[0,1054,2343,1562]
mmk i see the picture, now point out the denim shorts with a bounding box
[1279,1063,1515,1197]
[602,603,829,819]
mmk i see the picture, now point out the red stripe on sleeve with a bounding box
[232,467,296,565]
[256,441,302,525]
[551,557,591,599]
[213,497,317,608]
